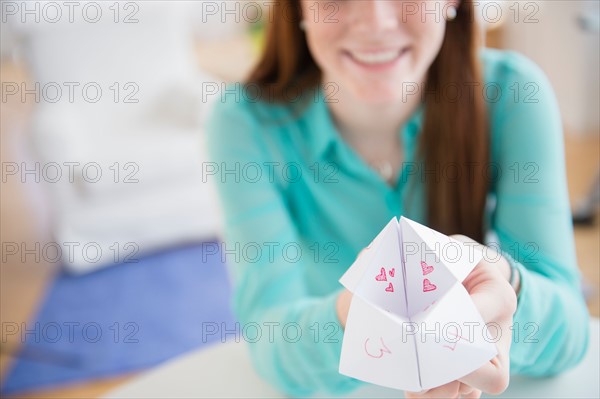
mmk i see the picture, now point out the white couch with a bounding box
[4,1,240,273]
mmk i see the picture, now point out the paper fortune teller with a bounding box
[338,216,497,392]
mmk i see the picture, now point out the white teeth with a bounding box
[350,49,402,65]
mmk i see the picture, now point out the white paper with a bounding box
[339,216,497,391]
[339,295,421,392]
[339,218,399,293]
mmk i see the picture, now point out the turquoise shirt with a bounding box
[205,48,589,397]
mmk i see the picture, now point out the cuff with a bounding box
[499,248,525,303]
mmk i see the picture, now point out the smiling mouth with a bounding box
[346,48,410,66]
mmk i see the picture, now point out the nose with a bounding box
[353,0,399,33]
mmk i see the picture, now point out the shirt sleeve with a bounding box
[489,51,590,376]
[205,98,364,397]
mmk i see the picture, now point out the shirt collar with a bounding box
[304,87,426,161]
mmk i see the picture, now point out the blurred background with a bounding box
[0,1,598,397]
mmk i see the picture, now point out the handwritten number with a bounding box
[364,337,392,358]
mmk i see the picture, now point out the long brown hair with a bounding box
[247,0,489,242]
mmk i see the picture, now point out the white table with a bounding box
[105,319,599,398]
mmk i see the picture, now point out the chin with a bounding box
[350,84,404,105]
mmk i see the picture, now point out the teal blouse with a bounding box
[205,48,589,397]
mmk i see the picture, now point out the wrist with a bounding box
[499,255,512,281]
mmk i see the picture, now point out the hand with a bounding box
[336,247,370,329]
[454,234,517,395]
[405,235,518,398]
[405,381,481,399]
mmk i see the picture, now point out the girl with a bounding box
[206,1,589,397]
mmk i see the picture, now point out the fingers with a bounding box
[455,325,511,394]
[405,382,483,399]
[449,234,475,244]
[405,381,461,398]
[459,383,482,399]
[465,391,482,399]
[458,352,510,395]
[469,284,516,327]
[459,382,472,395]
[449,234,513,396]
[458,287,514,395]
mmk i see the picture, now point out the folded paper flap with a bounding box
[354,219,409,318]
[339,216,493,392]
[445,237,483,282]
[339,294,421,392]
[413,283,498,389]
[400,218,457,316]
[400,217,482,283]
[339,217,399,293]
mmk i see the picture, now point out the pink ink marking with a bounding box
[443,330,470,351]
[388,268,395,278]
[420,261,434,275]
[364,337,392,358]
[375,267,387,282]
[385,282,394,292]
[423,278,437,292]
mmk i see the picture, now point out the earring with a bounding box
[445,5,457,21]
[299,20,307,30]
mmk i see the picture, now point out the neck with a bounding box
[325,82,423,142]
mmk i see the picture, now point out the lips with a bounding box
[346,47,409,66]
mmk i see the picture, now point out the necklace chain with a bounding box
[338,126,400,185]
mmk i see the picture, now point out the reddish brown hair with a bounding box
[248,0,489,242]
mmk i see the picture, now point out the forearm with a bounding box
[239,289,363,397]
[509,262,589,376]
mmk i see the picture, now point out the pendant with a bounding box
[371,161,394,183]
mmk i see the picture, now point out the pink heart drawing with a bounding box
[385,282,394,292]
[420,261,434,275]
[388,268,395,278]
[375,267,387,282]
[423,279,437,292]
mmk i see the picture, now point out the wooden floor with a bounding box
[565,135,600,317]
[1,56,598,398]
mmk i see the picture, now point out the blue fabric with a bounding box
[2,242,236,395]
